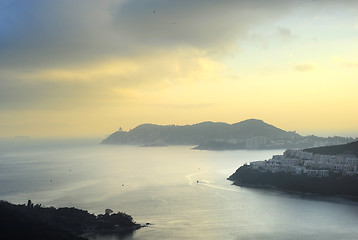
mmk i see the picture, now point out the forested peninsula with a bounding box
[0,200,142,240]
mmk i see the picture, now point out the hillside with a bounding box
[0,200,141,240]
[102,119,299,146]
[228,165,358,197]
[303,141,358,157]
[228,140,358,197]
[102,119,354,150]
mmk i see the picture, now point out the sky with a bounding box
[1,0,358,138]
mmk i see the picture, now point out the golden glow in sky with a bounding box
[0,0,357,138]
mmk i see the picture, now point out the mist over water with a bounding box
[1,140,358,239]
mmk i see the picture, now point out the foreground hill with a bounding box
[102,119,354,150]
[228,141,358,197]
[0,200,141,240]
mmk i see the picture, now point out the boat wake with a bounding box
[185,171,208,186]
[185,171,240,192]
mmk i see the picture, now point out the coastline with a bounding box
[230,181,358,201]
[0,200,143,240]
[228,165,358,198]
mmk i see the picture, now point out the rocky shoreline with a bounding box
[228,165,358,198]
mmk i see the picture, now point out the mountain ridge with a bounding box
[101,119,355,149]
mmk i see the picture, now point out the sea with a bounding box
[1,139,358,240]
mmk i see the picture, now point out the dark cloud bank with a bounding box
[3,0,352,68]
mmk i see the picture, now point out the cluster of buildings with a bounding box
[250,149,358,177]
[224,136,353,149]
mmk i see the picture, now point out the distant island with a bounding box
[101,119,355,150]
[0,200,142,240]
[228,141,358,197]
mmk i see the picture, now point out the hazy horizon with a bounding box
[1,1,358,138]
[1,118,358,140]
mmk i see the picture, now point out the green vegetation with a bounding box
[304,141,358,157]
[102,119,354,150]
[0,200,141,240]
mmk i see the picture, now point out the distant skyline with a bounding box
[1,0,358,138]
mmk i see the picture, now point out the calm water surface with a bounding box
[1,139,358,240]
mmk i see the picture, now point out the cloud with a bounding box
[293,63,316,72]
[0,77,119,110]
[153,103,214,109]
[246,26,297,49]
[331,57,358,69]
[0,49,224,110]
[0,0,302,70]
[276,27,297,41]
[111,0,294,47]
[1,0,358,70]
[0,0,127,69]
[342,62,358,68]
[1,0,358,114]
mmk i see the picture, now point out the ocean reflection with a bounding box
[1,140,358,239]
